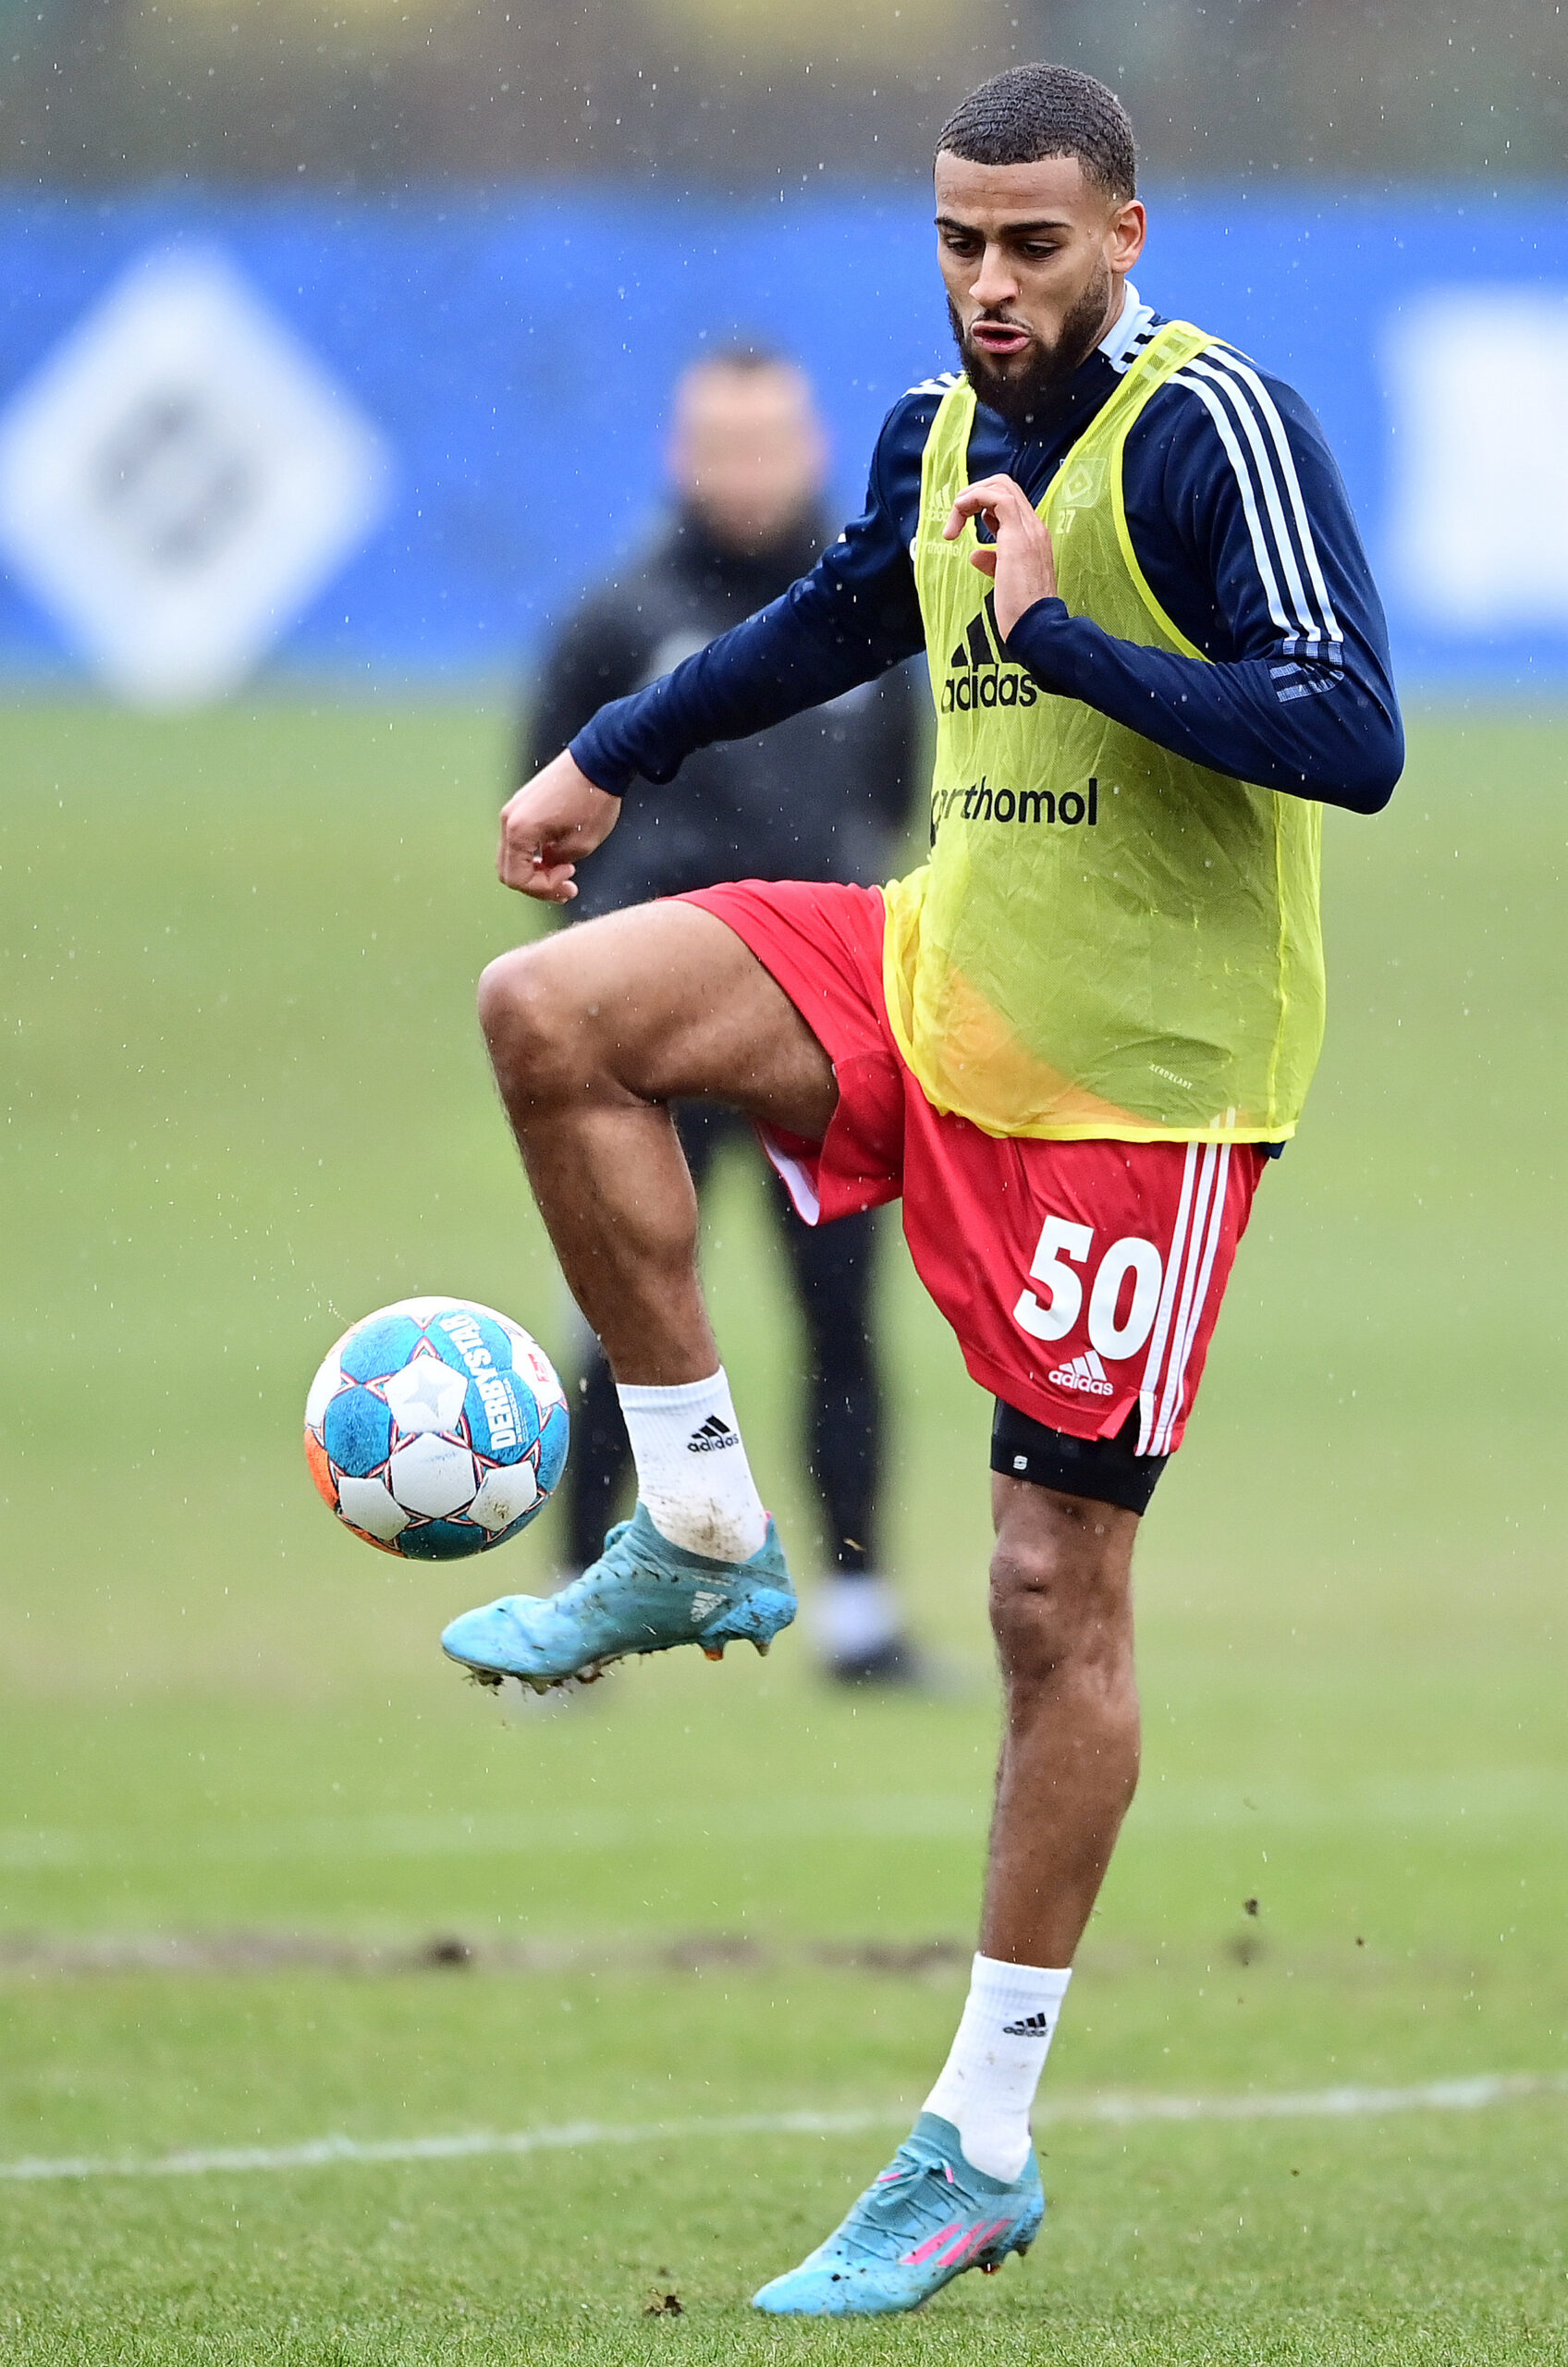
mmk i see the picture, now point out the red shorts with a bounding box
[681,880,1266,1458]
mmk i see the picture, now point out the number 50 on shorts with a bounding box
[1012,1215,1165,1359]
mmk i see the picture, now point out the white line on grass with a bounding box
[5,2073,1564,2186]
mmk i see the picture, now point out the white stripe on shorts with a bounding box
[758,1131,822,1224]
[1134,1142,1199,1453]
[1152,1144,1219,1453]
[1152,1142,1231,1454]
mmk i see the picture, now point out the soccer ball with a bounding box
[304,1296,569,1560]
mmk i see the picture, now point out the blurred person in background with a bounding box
[523,347,923,1684]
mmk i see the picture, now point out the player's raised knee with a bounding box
[477,942,583,1098]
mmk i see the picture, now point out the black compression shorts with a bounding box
[990,1397,1168,1516]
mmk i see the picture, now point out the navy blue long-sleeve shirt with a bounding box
[571,288,1403,816]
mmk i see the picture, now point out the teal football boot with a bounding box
[440,1502,796,1689]
[752,2113,1044,2316]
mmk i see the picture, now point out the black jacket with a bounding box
[525,506,922,922]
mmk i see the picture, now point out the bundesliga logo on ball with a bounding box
[304,1296,569,1559]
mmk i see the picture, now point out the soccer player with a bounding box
[442,63,1403,2315]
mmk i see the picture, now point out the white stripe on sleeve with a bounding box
[1203,350,1343,651]
[1170,370,1293,642]
[1187,357,1331,657]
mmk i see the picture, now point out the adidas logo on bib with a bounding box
[1047,1349,1114,1398]
[937,604,1039,714]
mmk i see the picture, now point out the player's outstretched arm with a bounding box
[497,750,621,902]
[568,397,930,798]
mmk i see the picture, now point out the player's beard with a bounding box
[949,262,1114,428]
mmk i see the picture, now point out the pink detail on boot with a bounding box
[898,2221,962,2267]
[937,2215,1011,2269]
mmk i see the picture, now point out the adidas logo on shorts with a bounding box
[686,1414,739,1453]
[1047,1349,1114,1398]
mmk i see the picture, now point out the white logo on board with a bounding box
[0,245,392,705]
[1382,287,1568,632]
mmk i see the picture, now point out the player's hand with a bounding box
[943,474,1059,641]
[497,751,621,902]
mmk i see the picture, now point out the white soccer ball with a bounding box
[304,1296,569,1560]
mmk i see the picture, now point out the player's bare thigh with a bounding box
[478,900,839,1143]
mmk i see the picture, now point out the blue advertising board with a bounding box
[0,183,1562,697]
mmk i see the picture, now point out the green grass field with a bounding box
[2,700,1566,2362]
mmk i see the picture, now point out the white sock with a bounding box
[616,1369,768,1563]
[922,1954,1072,2182]
[816,1573,902,1662]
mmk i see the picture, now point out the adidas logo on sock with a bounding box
[686,1414,739,1454]
[1047,1348,1114,1397]
[1001,2010,1053,2036]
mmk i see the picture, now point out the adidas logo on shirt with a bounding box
[1001,2010,1054,2036]
[1047,1349,1114,1398]
[937,603,1039,715]
[686,1414,739,1453]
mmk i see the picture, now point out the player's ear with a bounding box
[1109,200,1146,274]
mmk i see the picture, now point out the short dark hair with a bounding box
[936,65,1137,202]
[688,341,796,375]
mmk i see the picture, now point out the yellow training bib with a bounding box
[881,323,1325,1142]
